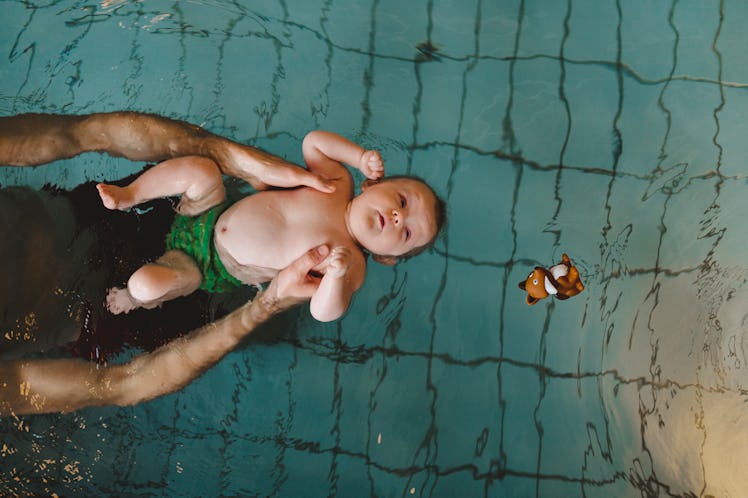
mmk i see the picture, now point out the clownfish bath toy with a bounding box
[518,253,584,305]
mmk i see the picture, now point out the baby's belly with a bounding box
[213,235,279,285]
[213,196,295,270]
[212,190,339,281]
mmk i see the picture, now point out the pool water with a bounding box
[2,0,748,496]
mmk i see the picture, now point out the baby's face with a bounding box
[346,178,438,257]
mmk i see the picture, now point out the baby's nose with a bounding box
[392,209,400,225]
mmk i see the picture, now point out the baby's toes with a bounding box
[96,184,118,210]
[106,287,134,315]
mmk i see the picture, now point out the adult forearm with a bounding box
[0,112,217,165]
[0,112,334,192]
[0,113,86,166]
[74,111,219,163]
[0,292,278,415]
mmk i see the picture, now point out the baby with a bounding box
[97,131,444,322]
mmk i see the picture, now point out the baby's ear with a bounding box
[372,254,398,266]
[361,179,379,191]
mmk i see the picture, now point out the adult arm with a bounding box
[0,112,334,192]
[0,244,330,416]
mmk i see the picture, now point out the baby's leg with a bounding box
[106,250,203,314]
[97,156,226,215]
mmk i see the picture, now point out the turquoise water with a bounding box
[2,0,748,496]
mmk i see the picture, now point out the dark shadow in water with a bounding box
[0,170,254,362]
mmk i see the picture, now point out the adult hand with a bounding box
[213,141,336,193]
[247,244,330,324]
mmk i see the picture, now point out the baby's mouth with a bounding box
[377,212,385,231]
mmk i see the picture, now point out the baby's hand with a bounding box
[325,247,352,279]
[359,150,384,180]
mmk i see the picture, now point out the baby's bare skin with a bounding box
[98,131,438,322]
[214,186,359,277]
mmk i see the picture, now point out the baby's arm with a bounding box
[302,130,384,180]
[309,247,361,322]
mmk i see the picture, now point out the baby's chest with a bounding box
[215,201,344,268]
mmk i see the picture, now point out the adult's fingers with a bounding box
[270,244,330,305]
[286,244,330,279]
[299,171,336,193]
[280,167,335,193]
[249,164,335,193]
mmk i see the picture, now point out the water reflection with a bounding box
[603,254,748,496]
[0,187,92,359]
[0,182,245,363]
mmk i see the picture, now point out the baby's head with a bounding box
[347,176,446,265]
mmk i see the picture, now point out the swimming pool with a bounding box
[1,0,747,496]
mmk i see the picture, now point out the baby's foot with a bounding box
[97,183,136,211]
[105,287,142,315]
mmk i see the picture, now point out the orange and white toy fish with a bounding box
[518,253,584,305]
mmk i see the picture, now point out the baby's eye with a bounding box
[405,228,411,240]
[400,195,407,208]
